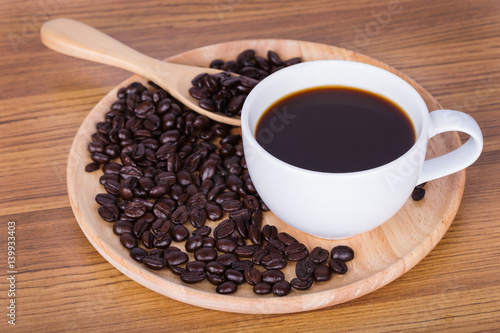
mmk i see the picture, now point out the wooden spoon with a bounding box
[40,18,241,126]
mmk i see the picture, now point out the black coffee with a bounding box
[255,86,416,172]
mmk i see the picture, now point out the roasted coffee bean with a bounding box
[206,261,225,275]
[284,243,309,261]
[200,159,217,180]
[189,208,207,228]
[151,218,172,237]
[262,225,278,242]
[141,230,154,248]
[170,265,187,276]
[262,270,285,284]
[296,258,314,278]
[153,234,172,249]
[331,245,354,262]
[133,219,150,238]
[153,201,175,219]
[138,176,155,192]
[202,236,216,248]
[267,50,283,66]
[313,264,332,282]
[290,277,313,290]
[207,184,225,202]
[412,186,426,201]
[234,218,248,239]
[194,247,218,262]
[142,256,167,270]
[252,249,268,265]
[186,261,207,272]
[234,245,259,257]
[267,239,286,252]
[221,199,243,212]
[231,260,253,272]
[242,195,260,211]
[170,225,189,242]
[180,271,206,284]
[113,220,134,235]
[132,197,154,211]
[149,184,168,198]
[185,235,203,252]
[216,281,237,294]
[171,205,189,224]
[206,201,224,220]
[119,233,137,250]
[164,251,189,266]
[277,232,297,246]
[329,258,348,274]
[216,238,238,253]
[225,269,245,285]
[228,208,251,223]
[100,173,120,186]
[253,282,272,295]
[103,179,120,196]
[98,204,119,222]
[261,253,287,270]
[85,162,100,172]
[216,253,239,267]
[215,191,239,205]
[244,267,261,285]
[309,247,330,264]
[192,225,212,237]
[272,280,291,296]
[130,247,148,262]
[207,273,225,285]
[214,219,235,239]
[124,201,147,218]
[248,224,262,246]
[150,249,165,257]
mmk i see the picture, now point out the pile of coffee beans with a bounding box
[189,49,301,116]
[86,78,355,296]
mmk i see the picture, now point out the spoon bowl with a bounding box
[41,18,241,126]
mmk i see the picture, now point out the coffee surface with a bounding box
[255,86,416,172]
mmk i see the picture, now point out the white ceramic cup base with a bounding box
[241,60,483,239]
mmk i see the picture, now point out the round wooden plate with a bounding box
[67,39,465,314]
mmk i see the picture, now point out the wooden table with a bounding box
[1,0,499,331]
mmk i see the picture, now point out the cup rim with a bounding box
[241,60,430,177]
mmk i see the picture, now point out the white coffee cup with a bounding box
[241,60,483,239]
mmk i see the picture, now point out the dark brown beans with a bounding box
[130,247,148,262]
[194,247,218,262]
[313,264,332,282]
[290,277,313,290]
[262,270,285,284]
[216,238,238,253]
[329,258,348,274]
[185,235,203,252]
[170,225,189,242]
[234,245,259,257]
[261,253,287,270]
[244,267,261,286]
[216,253,238,267]
[331,245,354,262]
[225,269,244,285]
[213,219,235,239]
[412,186,426,201]
[98,204,119,222]
[231,260,253,272]
[142,256,167,270]
[216,281,237,294]
[309,247,330,264]
[180,271,207,284]
[119,233,137,249]
[164,251,189,266]
[272,280,291,296]
[296,258,314,278]
[253,282,272,295]
[206,261,225,275]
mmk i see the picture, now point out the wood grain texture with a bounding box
[68,39,465,314]
[0,0,499,331]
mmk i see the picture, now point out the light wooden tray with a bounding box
[67,39,465,314]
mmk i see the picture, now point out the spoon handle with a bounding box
[41,18,170,80]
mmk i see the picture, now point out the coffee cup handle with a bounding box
[417,109,483,184]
